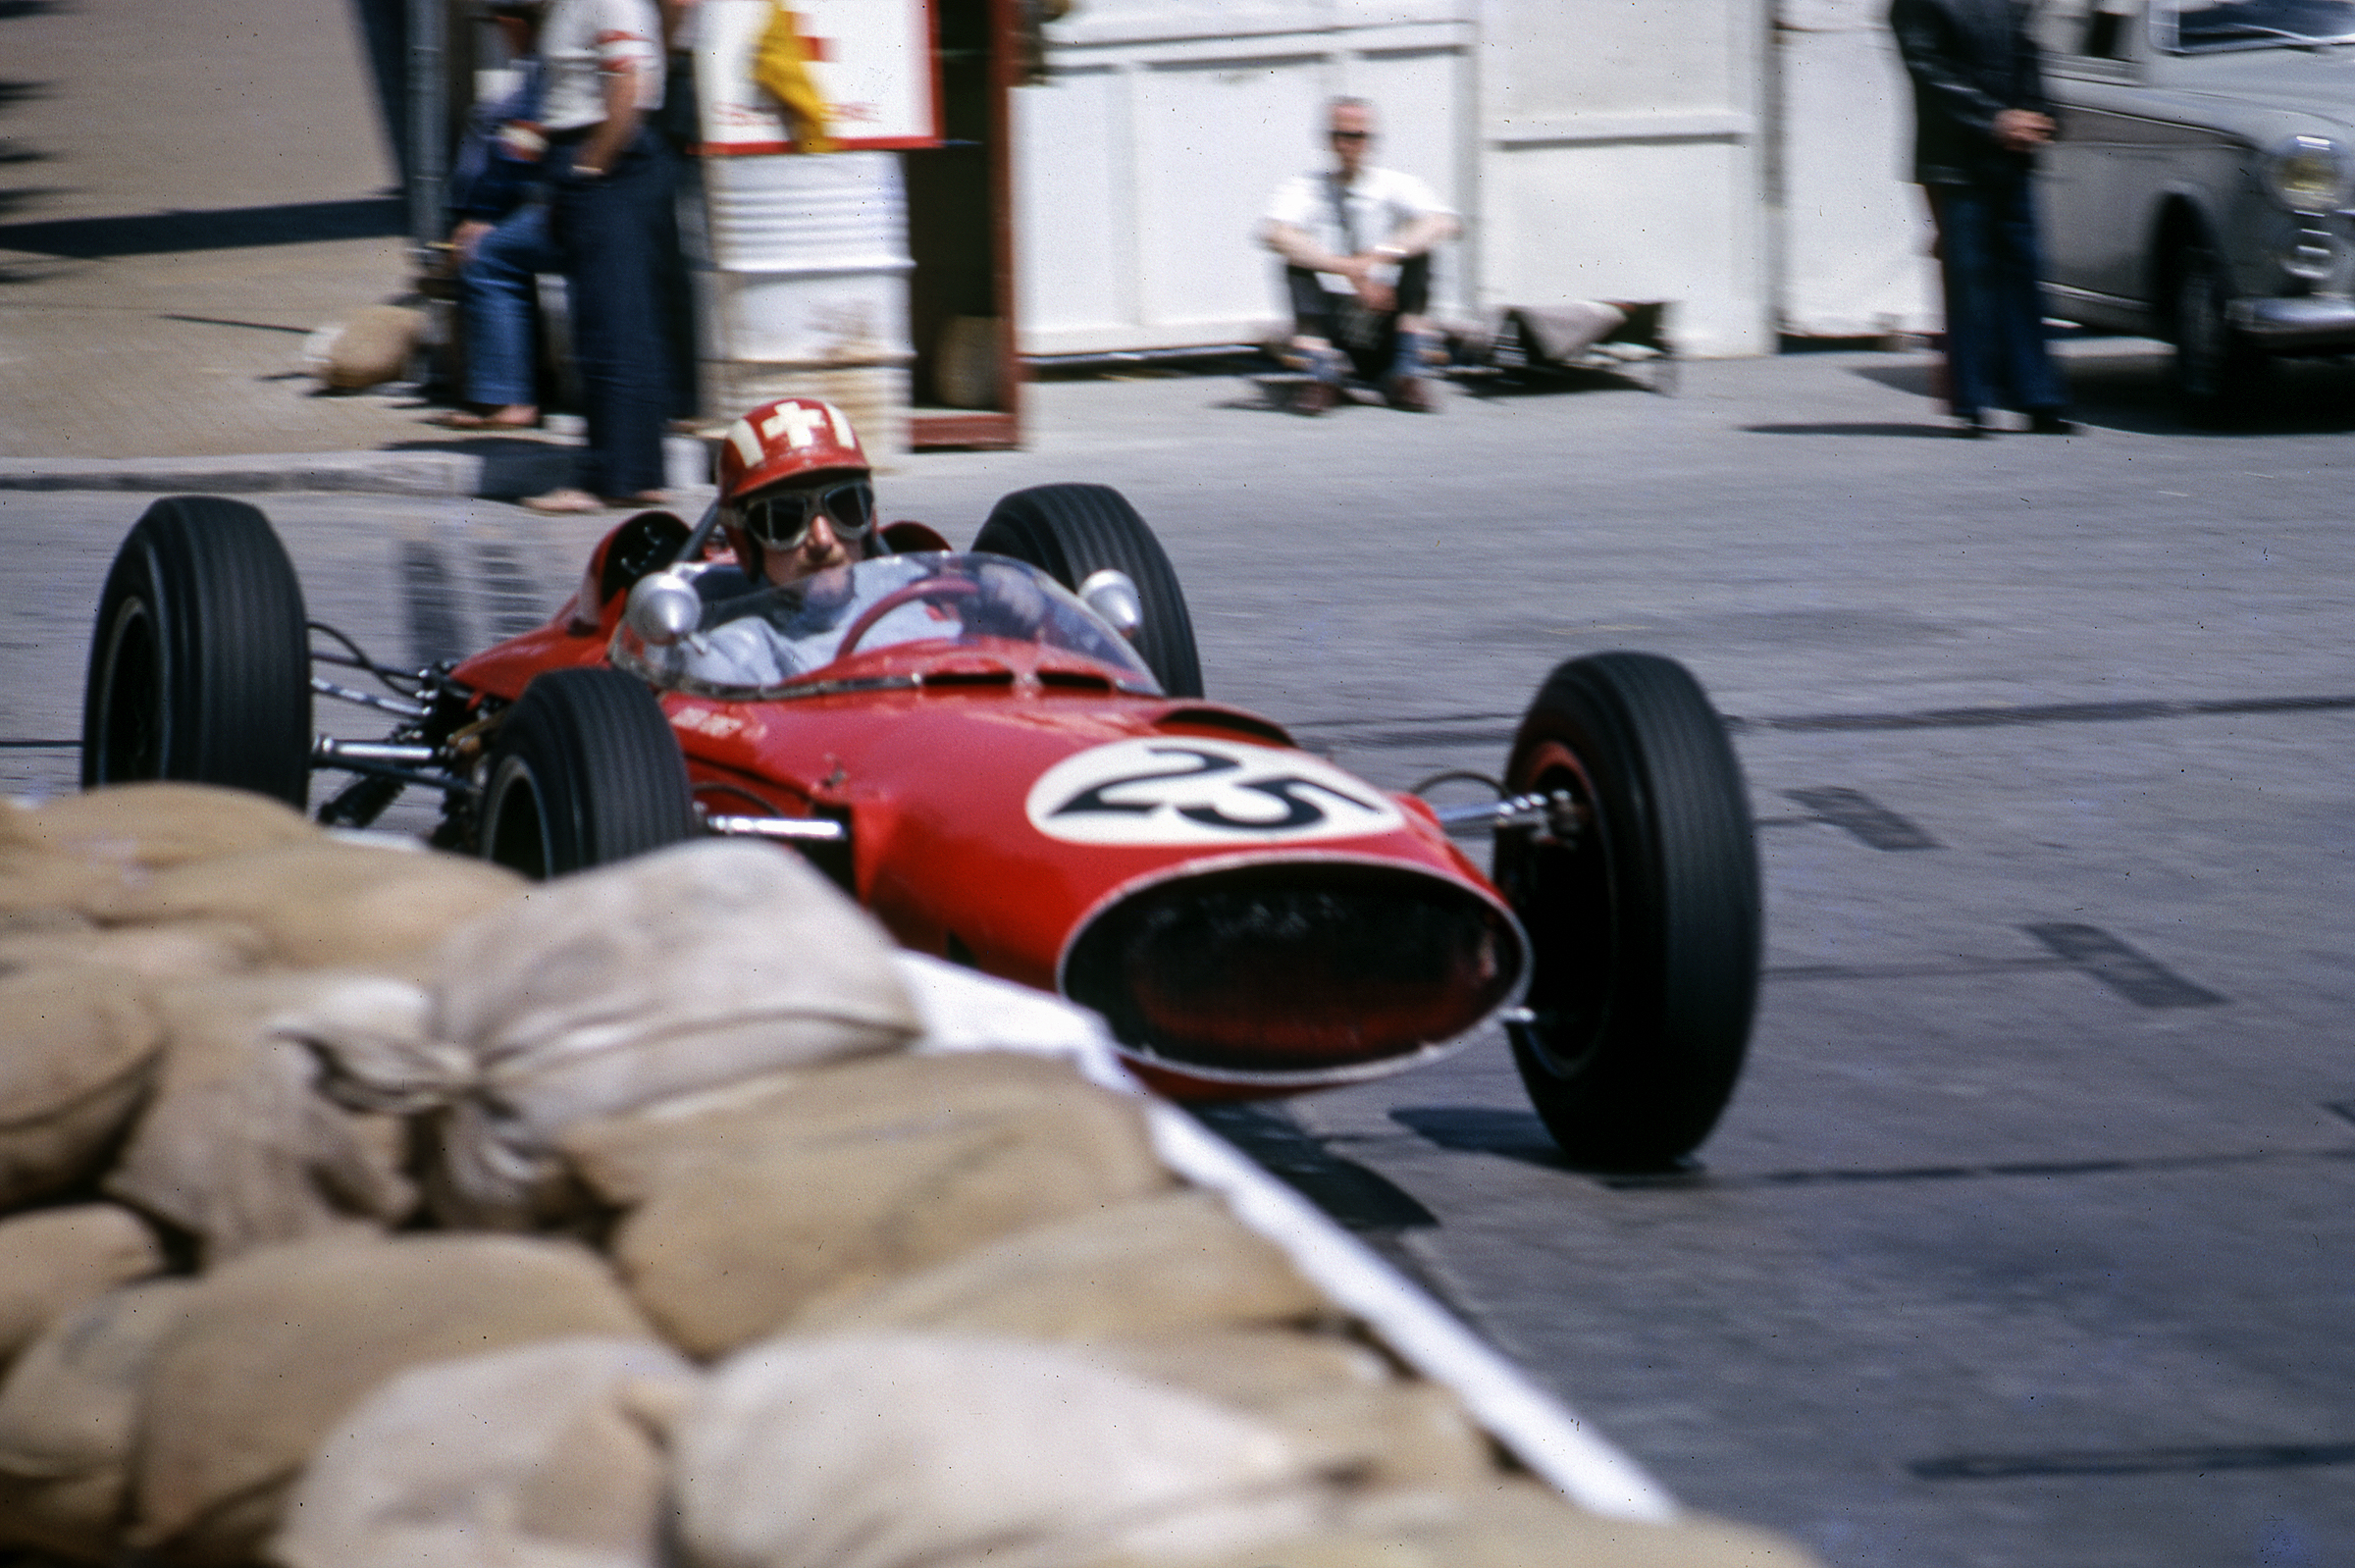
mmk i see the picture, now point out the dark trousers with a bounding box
[1927,172,2067,418]
[550,130,675,497]
[1285,254,1431,384]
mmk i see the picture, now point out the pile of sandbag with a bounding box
[0,783,1821,1568]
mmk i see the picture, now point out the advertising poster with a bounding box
[696,0,940,153]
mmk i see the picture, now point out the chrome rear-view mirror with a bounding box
[1077,568,1143,642]
[625,571,702,648]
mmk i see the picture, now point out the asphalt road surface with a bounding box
[8,344,2352,1567]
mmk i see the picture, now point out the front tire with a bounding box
[1493,653,1760,1170]
[972,483,1204,697]
[478,668,696,878]
[81,496,312,807]
[2172,240,2263,424]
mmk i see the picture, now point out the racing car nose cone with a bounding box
[1061,860,1527,1086]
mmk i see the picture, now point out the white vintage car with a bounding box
[2038,0,2355,417]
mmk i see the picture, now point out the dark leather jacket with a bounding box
[1889,0,2050,185]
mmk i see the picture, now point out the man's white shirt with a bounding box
[539,0,664,132]
[1264,166,1453,293]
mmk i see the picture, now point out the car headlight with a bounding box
[2263,134,2354,214]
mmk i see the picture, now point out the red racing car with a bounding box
[80,486,1760,1169]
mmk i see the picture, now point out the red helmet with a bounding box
[717,396,869,502]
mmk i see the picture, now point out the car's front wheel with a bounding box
[2172,239,2264,424]
[81,496,313,807]
[1493,652,1760,1170]
[478,668,697,878]
[972,483,1204,698]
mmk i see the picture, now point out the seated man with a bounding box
[1259,97,1460,415]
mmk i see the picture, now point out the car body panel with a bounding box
[2038,0,2355,349]
[461,534,1530,1099]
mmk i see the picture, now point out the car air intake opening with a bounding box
[1064,862,1525,1075]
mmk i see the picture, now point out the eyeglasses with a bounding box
[1330,130,1370,142]
[737,479,877,552]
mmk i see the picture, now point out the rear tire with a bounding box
[972,483,1204,697]
[81,496,312,807]
[1493,652,1760,1170]
[478,668,696,878]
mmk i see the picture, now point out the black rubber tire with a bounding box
[1492,652,1760,1170]
[2172,240,2264,424]
[81,496,312,808]
[478,667,696,878]
[971,483,1205,697]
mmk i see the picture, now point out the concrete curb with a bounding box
[0,435,712,500]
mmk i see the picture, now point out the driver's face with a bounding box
[743,487,869,586]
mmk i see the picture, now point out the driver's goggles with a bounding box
[736,480,878,552]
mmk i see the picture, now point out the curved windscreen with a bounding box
[2164,0,2355,50]
[615,552,1159,698]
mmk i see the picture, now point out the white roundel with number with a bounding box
[1025,738,1405,847]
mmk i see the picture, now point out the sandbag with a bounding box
[103,974,428,1266]
[1091,1329,1391,1411]
[561,1049,1119,1207]
[789,1190,1327,1342]
[0,920,272,983]
[0,846,140,917]
[672,1332,1340,1568]
[130,1233,654,1568]
[269,1335,698,1568]
[0,1281,200,1561]
[0,967,164,1210]
[1093,1480,1827,1568]
[0,1205,164,1373]
[321,303,422,392]
[310,840,922,1229]
[1096,1333,1492,1490]
[94,839,527,970]
[19,785,320,869]
[601,1075,1171,1356]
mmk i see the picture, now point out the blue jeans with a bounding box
[457,201,559,408]
[1928,173,2068,417]
[551,130,676,497]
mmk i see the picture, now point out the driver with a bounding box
[679,396,1042,688]
[716,395,882,588]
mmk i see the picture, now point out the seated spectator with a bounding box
[1259,97,1460,415]
[436,0,557,432]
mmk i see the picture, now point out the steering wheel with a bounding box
[836,577,982,656]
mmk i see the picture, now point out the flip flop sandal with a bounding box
[520,489,605,515]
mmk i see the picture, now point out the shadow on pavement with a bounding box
[0,197,405,259]
[384,436,575,499]
[1191,1103,1439,1232]
[1742,421,1956,438]
[1389,1105,1572,1170]
[1852,345,2355,437]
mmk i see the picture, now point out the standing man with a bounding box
[1891,0,2076,437]
[1260,98,1459,415]
[523,0,677,511]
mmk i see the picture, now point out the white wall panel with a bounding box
[1777,7,1938,337]
[1134,54,1331,330]
[1013,66,1134,340]
[1015,12,1474,354]
[1350,46,1473,315]
[1486,140,1764,355]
